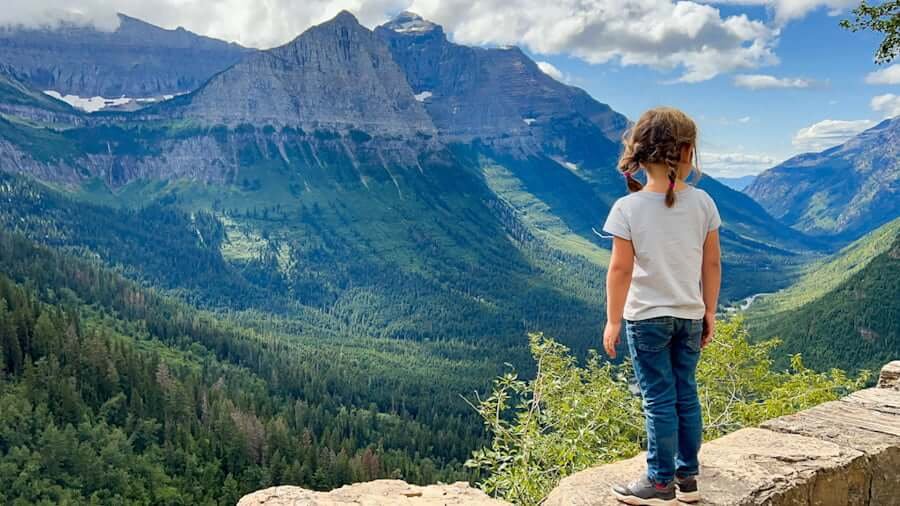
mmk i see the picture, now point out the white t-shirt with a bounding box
[602,186,721,321]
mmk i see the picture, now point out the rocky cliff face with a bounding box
[160,11,435,137]
[0,14,251,98]
[375,12,627,157]
[0,64,84,125]
[747,117,900,240]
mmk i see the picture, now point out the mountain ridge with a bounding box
[154,11,435,136]
[0,12,252,98]
[747,116,899,241]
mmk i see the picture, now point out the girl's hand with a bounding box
[701,312,716,348]
[604,321,622,359]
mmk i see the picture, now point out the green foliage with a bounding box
[748,228,900,372]
[464,335,643,504]
[0,231,495,504]
[466,318,868,505]
[841,0,900,63]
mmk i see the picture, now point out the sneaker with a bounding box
[675,475,700,503]
[612,475,677,505]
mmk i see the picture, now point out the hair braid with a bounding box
[615,107,700,207]
[665,164,677,208]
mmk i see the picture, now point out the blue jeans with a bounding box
[626,316,703,484]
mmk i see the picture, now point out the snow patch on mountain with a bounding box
[384,12,437,34]
[43,90,182,112]
[414,91,433,102]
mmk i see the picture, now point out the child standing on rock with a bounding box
[602,107,721,505]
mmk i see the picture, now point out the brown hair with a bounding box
[618,107,700,207]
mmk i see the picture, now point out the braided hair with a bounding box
[617,107,700,208]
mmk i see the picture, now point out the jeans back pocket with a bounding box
[627,318,674,353]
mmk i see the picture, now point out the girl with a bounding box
[602,107,721,505]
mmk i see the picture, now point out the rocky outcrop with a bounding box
[375,12,627,158]
[236,480,511,506]
[161,11,435,137]
[878,360,900,389]
[0,14,251,98]
[544,360,900,505]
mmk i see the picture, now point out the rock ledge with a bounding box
[237,479,511,505]
[238,361,900,506]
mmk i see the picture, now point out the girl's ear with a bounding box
[680,144,694,164]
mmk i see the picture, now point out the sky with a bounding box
[2,0,899,177]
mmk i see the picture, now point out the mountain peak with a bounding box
[327,10,362,27]
[382,11,440,35]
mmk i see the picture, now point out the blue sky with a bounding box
[6,0,899,176]
[529,8,896,176]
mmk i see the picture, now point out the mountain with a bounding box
[0,63,82,124]
[715,174,756,191]
[747,217,900,371]
[0,13,252,99]
[375,12,814,295]
[157,11,434,136]
[375,12,627,148]
[747,117,900,240]
[0,11,822,303]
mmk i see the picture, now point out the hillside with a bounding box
[0,228,522,502]
[747,217,900,371]
[0,13,252,99]
[747,117,900,240]
[0,10,812,306]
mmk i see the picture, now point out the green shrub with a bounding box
[466,317,869,505]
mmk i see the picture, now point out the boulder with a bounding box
[236,480,512,506]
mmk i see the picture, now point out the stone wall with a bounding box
[238,362,900,505]
[545,361,900,505]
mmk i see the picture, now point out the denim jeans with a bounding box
[625,316,703,484]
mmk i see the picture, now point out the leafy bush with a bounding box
[465,317,869,505]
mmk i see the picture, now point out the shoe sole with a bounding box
[676,490,700,503]
[612,490,677,506]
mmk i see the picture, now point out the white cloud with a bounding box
[733,73,812,89]
[699,0,857,24]
[408,0,778,83]
[536,61,565,81]
[871,94,900,118]
[0,0,409,48]
[738,116,752,123]
[865,64,900,85]
[791,119,874,152]
[701,151,777,176]
[1,0,778,81]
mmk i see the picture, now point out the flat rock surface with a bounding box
[237,480,512,505]
[544,427,868,505]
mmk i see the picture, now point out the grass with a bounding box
[747,216,900,320]
[479,162,610,267]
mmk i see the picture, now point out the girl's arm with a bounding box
[604,236,634,358]
[701,229,721,347]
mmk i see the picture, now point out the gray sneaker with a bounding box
[612,475,677,505]
[675,475,700,503]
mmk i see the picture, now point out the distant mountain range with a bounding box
[748,117,899,241]
[715,174,757,191]
[0,13,251,98]
[0,8,834,345]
